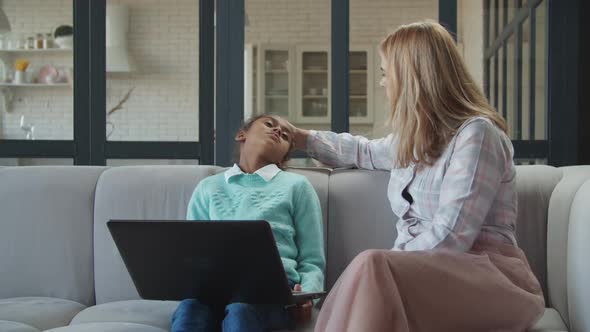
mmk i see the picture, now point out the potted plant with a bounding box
[54,25,73,49]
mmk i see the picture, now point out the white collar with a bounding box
[224,163,282,183]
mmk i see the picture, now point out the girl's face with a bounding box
[235,116,293,165]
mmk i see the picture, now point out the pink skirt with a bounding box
[314,239,545,332]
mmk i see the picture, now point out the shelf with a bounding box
[0,83,70,87]
[0,48,72,53]
[303,95,328,99]
[265,70,288,74]
[303,70,327,74]
[349,95,367,99]
[265,95,288,98]
[349,70,367,74]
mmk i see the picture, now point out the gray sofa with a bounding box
[0,165,589,332]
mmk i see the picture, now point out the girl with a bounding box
[289,21,544,332]
[172,115,325,332]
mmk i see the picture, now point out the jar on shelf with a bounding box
[26,36,35,50]
[43,33,53,49]
[35,33,43,49]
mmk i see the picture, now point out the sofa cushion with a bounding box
[326,169,397,289]
[0,167,105,306]
[70,300,178,331]
[0,320,41,332]
[93,166,222,304]
[530,308,569,332]
[0,297,85,331]
[45,322,167,332]
[566,177,590,332]
[547,166,590,325]
[514,165,562,301]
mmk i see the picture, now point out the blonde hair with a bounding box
[380,20,507,168]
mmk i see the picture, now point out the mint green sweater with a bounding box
[186,170,325,293]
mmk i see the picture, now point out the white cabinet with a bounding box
[295,45,330,124]
[245,44,374,125]
[349,45,374,125]
[258,44,293,118]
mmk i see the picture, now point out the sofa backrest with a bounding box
[92,166,330,304]
[0,166,105,307]
[324,165,563,301]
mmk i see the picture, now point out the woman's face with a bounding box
[379,54,391,101]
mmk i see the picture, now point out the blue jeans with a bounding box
[171,300,294,332]
[171,281,296,332]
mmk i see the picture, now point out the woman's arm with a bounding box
[293,178,325,293]
[293,127,395,170]
[399,119,514,251]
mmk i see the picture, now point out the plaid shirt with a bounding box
[307,117,517,252]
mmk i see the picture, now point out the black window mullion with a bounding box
[215,0,244,166]
[528,5,536,140]
[331,0,349,133]
[199,0,214,165]
[73,0,90,165]
[89,0,106,166]
[439,0,457,40]
[105,142,201,159]
[0,141,75,158]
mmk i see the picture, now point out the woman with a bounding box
[289,21,544,331]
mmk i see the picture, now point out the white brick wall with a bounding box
[1,0,454,141]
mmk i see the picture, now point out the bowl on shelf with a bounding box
[54,36,73,49]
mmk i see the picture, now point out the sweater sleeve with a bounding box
[306,130,395,170]
[186,181,210,220]
[293,178,326,292]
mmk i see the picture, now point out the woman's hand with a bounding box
[289,284,312,324]
[284,120,310,151]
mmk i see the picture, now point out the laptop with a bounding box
[107,220,325,306]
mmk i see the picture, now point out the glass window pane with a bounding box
[499,0,504,32]
[458,0,485,91]
[0,0,74,140]
[0,158,73,166]
[348,0,437,138]
[515,158,547,165]
[106,1,199,142]
[489,0,496,46]
[535,1,546,139]
[507,0,518,25]
[244,0,331,133]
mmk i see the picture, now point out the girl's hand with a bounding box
[289,284,312,324]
